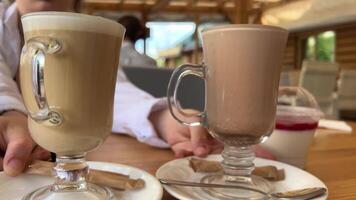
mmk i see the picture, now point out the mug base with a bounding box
[201,174,272,200]
[22,183,114,200]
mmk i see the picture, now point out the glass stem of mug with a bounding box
[51,153,89,192]
[221,145,255,184]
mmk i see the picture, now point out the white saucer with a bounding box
[156,154,328,200]
[0,161,163,200]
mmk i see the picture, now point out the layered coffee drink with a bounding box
[20,13,124,155]
[202,25,288,145]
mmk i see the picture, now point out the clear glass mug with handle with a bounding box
[20,12,124,200]
[167,24,288,200]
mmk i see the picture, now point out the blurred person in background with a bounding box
[118,15,157,68]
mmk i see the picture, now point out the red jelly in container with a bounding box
[261,87,323,169]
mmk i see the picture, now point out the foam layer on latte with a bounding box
[21,12,124,37]
[202,24,287,35]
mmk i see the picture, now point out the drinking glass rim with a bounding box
[201,24,288,34]
[22,11,117,24]
[21,11,125,37]
[22,11,84,18]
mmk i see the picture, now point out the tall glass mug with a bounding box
[20,12,124,200]
[168,25,288,199]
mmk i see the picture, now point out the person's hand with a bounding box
[150,108,222,158]
[0,111,50,176]
[149,108,276,160]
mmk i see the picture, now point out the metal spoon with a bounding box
[159,179,327,199]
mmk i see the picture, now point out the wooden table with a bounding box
[87,122,356,200]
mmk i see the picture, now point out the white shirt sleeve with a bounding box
[112,71,170,148]
[0,53,27,114]
[0,3,169,147]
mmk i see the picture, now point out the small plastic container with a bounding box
[261,87,323,168]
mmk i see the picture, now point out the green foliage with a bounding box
[316,32,335,61]
[306,37,316,60]
[305,31,335,62]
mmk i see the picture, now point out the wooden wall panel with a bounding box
[336,24,356,70]
[282,35,297,70]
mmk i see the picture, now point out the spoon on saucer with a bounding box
[159,179,326,199]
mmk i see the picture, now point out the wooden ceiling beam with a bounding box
[150,0,171,13]
[217,0,229,9]
[187,0,197,7]
[258,0,289,11]
[82,0,297,21]
[234,0,249,24]
[217,0,232,23]
[83,1,236,14]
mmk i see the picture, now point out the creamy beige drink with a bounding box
[202,25,288,145]
[20,12,124,155]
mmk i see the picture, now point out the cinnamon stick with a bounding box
[189,158,285,181]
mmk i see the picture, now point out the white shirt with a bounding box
[120,40,157,68]
[0,3,169,148]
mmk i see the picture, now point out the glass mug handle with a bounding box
[167,63,205,126]
[23,37,63,126]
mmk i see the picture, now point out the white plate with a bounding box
[0,161,163,200]
[156,154,328,200]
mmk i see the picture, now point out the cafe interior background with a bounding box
[1,0,356,199]
[80,0,356,121]
[3,0,355,120]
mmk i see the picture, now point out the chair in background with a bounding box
[337,69,356,120]
[279,71,291,86]
[280,70,301,86]
[288,70,301,86]
[122,66,205,111]
[298,60,339,118]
